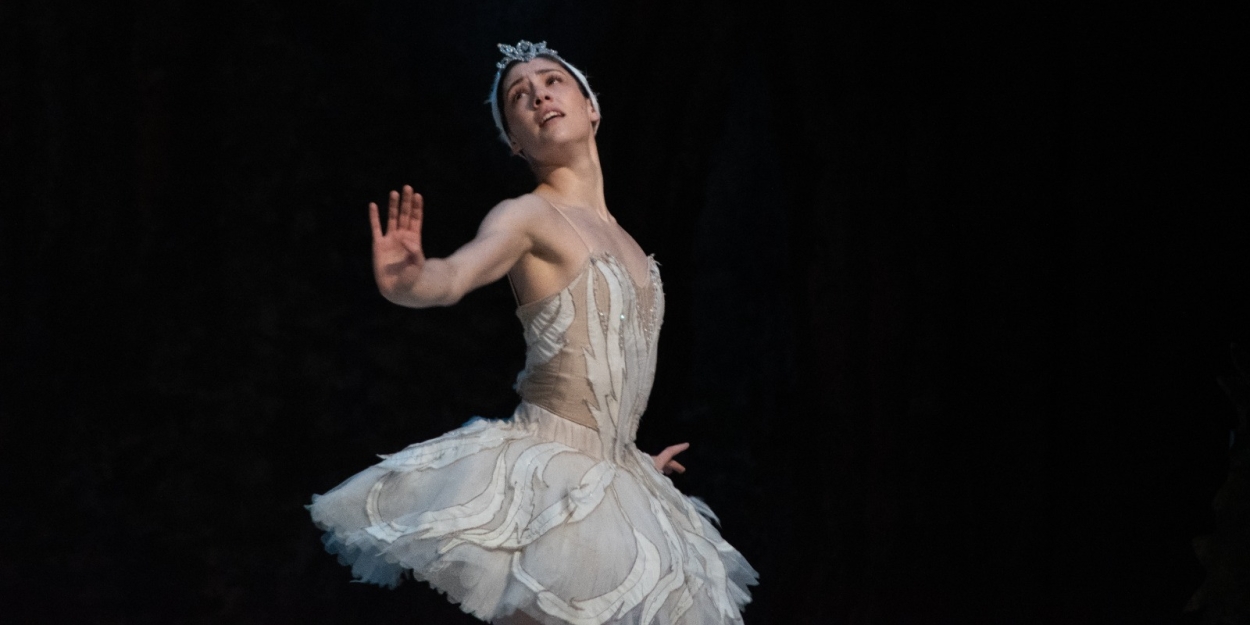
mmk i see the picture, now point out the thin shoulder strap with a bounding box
[505,272,522,308]
[506,195,591,308]
[539,195,593,256]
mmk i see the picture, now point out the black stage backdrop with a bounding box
[2,1,1246,624]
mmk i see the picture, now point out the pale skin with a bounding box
[367,57,687,475]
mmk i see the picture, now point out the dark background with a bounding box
[2,1,1246,623]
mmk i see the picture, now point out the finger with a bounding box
[398,186,412,230]
[412,192,424,237]
[387,190,399,233]
[668,460,686,474]
[369,202,383,240]
[665,442,690,457]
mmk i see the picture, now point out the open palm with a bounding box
[369,185,426,300]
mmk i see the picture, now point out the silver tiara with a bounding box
[496,40,556,69]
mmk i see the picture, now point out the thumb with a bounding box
[397,233,423,257]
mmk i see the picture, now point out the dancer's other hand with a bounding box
[652,443,689,475]
[369,185,426,301]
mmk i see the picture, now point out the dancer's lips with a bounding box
[539,109,565,126]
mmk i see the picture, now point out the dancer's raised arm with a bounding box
[369,185,533,308]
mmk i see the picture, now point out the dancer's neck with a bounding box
[532,146,608,220]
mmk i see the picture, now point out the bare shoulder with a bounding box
[493,194,585,302]
[478,193,564,245]
[480,193,550,229]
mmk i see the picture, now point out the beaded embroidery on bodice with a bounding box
[514,251,663,459]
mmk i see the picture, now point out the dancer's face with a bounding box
[500,57,599,158]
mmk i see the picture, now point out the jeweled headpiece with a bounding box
[495,40,555,68]
[487,40,600,145]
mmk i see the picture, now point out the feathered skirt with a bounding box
[308,402,757,624]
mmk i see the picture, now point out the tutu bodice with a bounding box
[514,251,662,460]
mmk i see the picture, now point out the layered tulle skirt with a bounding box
[308,402,757,624]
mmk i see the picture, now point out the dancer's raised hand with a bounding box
[369,185,426,301]
[652,443,690,475]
